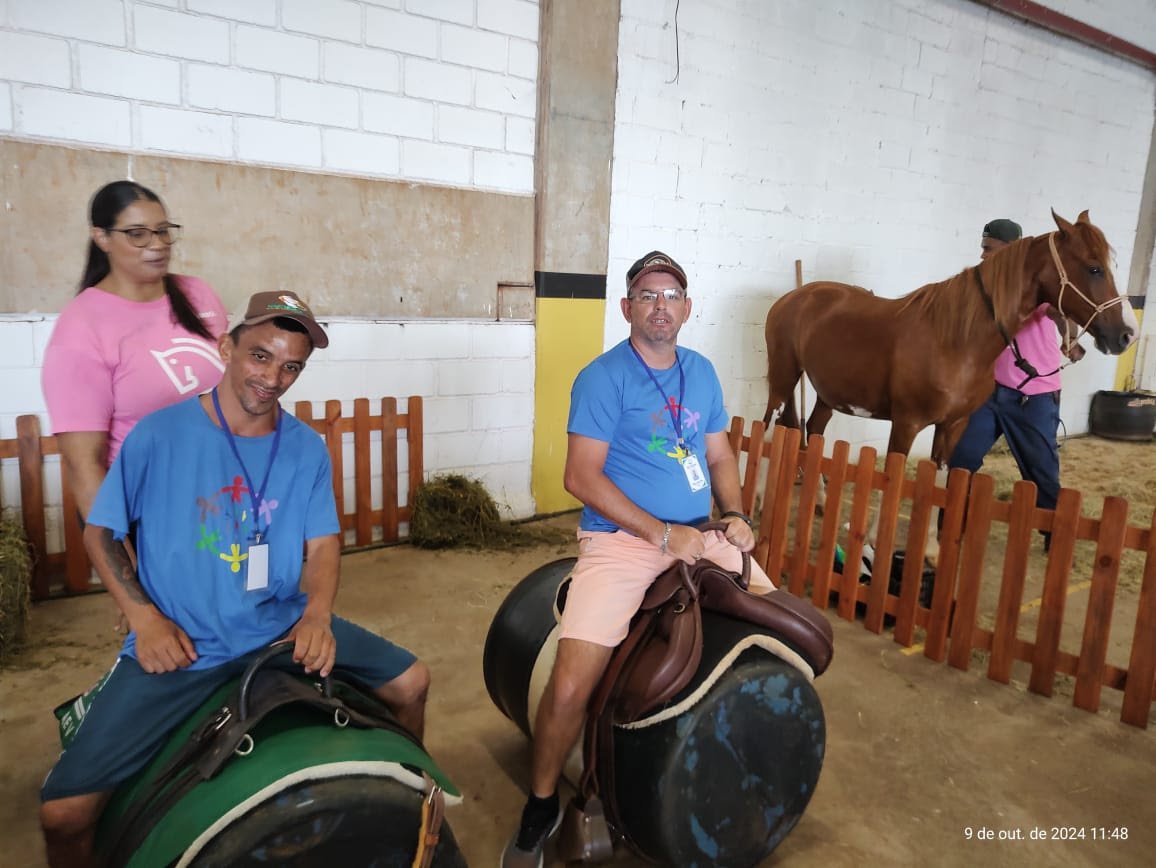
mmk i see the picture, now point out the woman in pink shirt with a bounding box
[42,181,229,521]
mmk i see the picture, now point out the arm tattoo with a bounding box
[97,527,152,606]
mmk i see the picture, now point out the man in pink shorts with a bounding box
[501,251,773,867]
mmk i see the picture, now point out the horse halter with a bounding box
[1048,230,1127,345]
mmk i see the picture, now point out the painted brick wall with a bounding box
[1045,0,1156,54]
[0,315,535,554]
[608,0,1156,456]
[0,1,540,527]
[0,0,538,191]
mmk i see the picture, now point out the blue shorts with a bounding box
[41,617,417,801]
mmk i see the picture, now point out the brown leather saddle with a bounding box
[558,521,834,861]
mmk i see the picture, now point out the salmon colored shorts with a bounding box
[559,529,775,647]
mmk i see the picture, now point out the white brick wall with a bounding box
[78,45,182,104]
[0,86,12,131]
[8,0,126,46]
[0,31,71,87]
[15,87,132,147]
[187,65,276,115]
[138,105,232,157]
[608,0,1156,454]
[0,316,537,551]
[0,0,538,194]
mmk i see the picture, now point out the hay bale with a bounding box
[0,516,33,661]
[409,474,570,550]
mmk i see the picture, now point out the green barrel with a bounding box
[94,678,464,868]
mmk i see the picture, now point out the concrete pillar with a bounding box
[531,0,621,513]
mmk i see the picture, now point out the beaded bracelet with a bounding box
[659,521,672,553]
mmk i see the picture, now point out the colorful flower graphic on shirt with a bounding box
[647,396,701,464]
[194,477,278,575]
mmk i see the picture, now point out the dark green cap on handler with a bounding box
[982,219,1022,244]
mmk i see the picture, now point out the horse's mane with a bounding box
[899,237,1031,346]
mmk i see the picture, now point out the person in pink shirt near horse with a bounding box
[41,181,229,528]
[948,218,1082,552]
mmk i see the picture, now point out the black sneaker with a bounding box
[500,796,563,868]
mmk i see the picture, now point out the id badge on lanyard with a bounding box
[629,342,708,494]
[246,539,269,591]
[212,388,281,593]
[681,452,708,492]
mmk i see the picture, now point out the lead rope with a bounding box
[972,266,1058,389]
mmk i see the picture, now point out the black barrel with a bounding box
[484,560,826,867]
[1089,390,1156,441]
[483,557,577,736]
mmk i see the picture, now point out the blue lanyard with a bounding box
[211,387,282,542]
[629,341,686,447]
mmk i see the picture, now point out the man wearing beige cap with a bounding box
[502,252,773,867]
[40,291,429,867]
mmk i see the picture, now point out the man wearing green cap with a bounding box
[949,219,1079,551]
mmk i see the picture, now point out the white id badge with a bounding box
[245,543,269,591]
[681,453,708,492]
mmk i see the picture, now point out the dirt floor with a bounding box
[1,436,1154,868]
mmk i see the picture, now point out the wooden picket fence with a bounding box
[729,418,1156,729]
[0,397,423,601]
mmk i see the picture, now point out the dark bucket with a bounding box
[1088,390,1156,441]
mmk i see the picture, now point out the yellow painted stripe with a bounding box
[531,297,605,514]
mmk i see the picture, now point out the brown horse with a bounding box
[762,210,1138,466]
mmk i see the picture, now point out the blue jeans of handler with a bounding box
[949,384,1061,517]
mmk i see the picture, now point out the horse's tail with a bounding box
[763,296,801,429]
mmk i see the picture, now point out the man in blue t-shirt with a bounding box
[40,292,429,868]
[502,251,774,867]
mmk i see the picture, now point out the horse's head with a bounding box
[1044,210,1137,355]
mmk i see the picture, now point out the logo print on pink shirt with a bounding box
[150,337,224,395]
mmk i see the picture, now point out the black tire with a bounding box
[187,776,466,868]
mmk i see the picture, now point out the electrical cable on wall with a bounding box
[666,0,681,84]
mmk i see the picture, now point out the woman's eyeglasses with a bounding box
[107,224,182,247]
